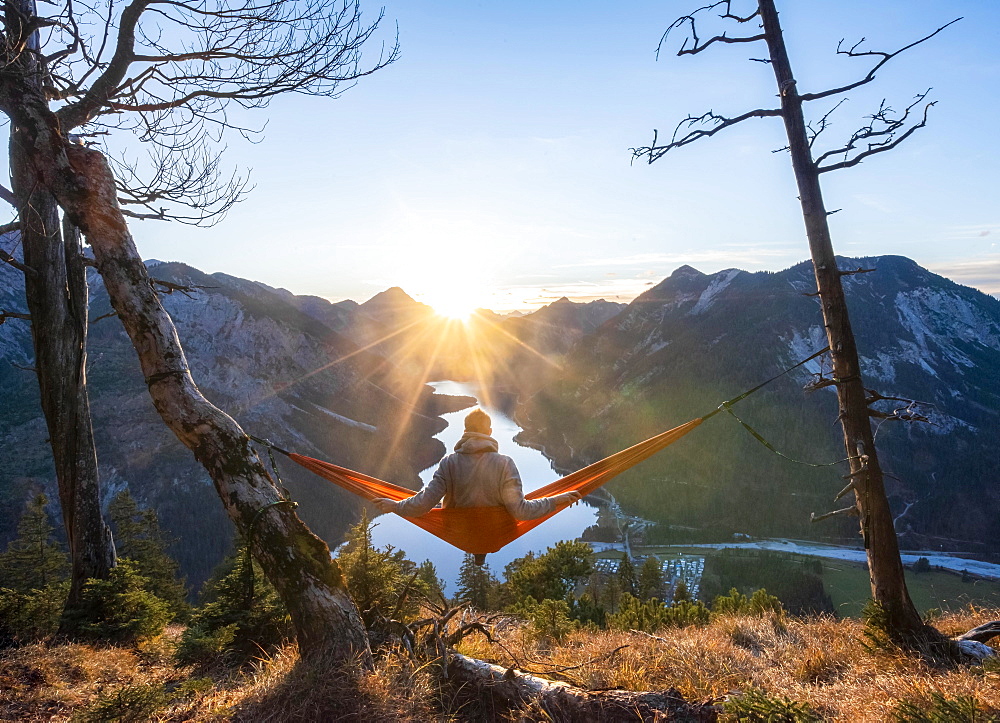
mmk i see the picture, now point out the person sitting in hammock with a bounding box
[373,408,581,520]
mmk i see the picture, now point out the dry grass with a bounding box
[457,606,1000,721]
[2,608,998,721]
[0,630,451,722]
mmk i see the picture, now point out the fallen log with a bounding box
[447,652,719,722]
[957,621,1000,645]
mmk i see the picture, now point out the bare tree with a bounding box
[633,0,958,643]
[1,0,397,662]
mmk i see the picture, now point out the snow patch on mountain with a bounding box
[689,270,740,315]
[784,326,829,380]
[313,405,377,433]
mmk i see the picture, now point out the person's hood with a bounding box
[454,432,499,454]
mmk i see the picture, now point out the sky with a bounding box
[118,0,1000,312]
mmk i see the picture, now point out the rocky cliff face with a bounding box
[517,256,1000,553]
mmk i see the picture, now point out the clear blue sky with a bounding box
[126,0,1000,312]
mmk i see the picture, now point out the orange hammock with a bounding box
[258,348,829,556]
[285,417,703,556]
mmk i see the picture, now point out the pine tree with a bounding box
[0,494,70,643]
[637,556,664,601]
[603,576,623,614]
[337,512,421,627]
[108,490,188,618]
[456,554,499,610]
[0,494,69,591]
[502,541,594,605]
[178,545,291,664]
[416,559,446,604]
[617,553,637,598]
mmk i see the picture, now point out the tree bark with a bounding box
[757,0,927,639]
[7,0,116,614]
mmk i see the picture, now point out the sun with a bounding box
[421,289,481,321]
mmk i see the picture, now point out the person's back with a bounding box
[373,409,579,521]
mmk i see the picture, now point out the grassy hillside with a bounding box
[2,609,998,721]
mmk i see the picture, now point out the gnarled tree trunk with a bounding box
[64,144,371,664]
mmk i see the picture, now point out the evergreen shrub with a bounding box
[722,688,820,722]
[711,588,783,618]
[66,561,171,644]
[0,582,69,646]
[178,549,291,665]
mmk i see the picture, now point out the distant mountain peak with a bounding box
[671,264,704,278]
[364,286,417,306]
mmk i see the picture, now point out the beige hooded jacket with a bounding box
[393,432,555,521]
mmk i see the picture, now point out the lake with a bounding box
[369,380,598,594]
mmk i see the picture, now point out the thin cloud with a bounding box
[943,223,1000,240]
[929,255,1000,296]
[558,247,792,269]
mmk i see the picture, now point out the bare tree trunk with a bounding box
[8,6,116,615]
[757,0,927,639]
[51,141,370,663]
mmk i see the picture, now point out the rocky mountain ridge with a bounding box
[0,237,620,586]
[516,255,1000,553]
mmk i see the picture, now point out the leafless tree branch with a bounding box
[0,309,32,324]
[0,222,36,275]
[657,1,763,59]
[633,107,781,163]
[816,93,935,173]
[806,98,848,148]
[89,310,119,325]
[799,18,961,103]
[151,277,214,298]
[840,266,874,277]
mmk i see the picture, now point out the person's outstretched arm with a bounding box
[375,464,447,517]
[500,459,581,520]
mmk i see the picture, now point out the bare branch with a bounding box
[810,506,858,523]
[0,309,32,324]
[799,18,961,103]
[151,277,214,298]
[0,248,36,275]
[90,310,119,325]
[633,107,781,164]
[817,93,935,173]
[120,208,167,221]
[0,224,36,275]
[806,98,848,149]
[57,0,399,130]
[839,266,874,277]
[657,2,763,59]
[0,184,16,206]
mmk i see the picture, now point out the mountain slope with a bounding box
[517,256,1000,552]
[0,241,451,587]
